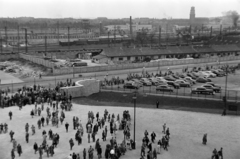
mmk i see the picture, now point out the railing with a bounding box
[100,85,240,103]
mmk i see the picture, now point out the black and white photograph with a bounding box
[0,0,240,159]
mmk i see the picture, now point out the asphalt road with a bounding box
[1,60,240,96]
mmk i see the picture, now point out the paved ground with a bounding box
[0,71,23,84]
[0,103,239,159]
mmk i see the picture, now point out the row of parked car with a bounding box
[123,68,225,94]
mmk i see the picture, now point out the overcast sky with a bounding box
[0,0,240,19]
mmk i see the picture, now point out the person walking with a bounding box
[11,148,15,159]
[17,144,22,156]
[69,138,74,150]
[83,148,86,159]
[25,132,29,143]
[65,122,69,132]
[9,130,14,142]
[9,111,13,120]
[33,142,38,154]
[156,101,159,108]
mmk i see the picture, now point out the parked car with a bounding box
[156,85,174,92]
[206,82,221,89]
[166,81,180,89]
[123,82,139,89]
[164,76,176,81]
[172,74,180,79]
[130,79,143,87]
[175,80,191,87]
[187,73,197,79]
[203,71,217,78]
[211,70,225,77]
[202,84,221,93]
[178,73,187,78]
[196,77,208,83]
[157,80,167,85]
[140,78,152,86]
[148,78,161,86]
[184,77,196,84]
[191,87,215,95]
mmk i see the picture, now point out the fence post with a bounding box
[11,81,13,93]
[176,88,178,98]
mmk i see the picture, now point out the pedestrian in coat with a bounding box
[26,132,29,143]
[65,122,69,132]
[83,148,86,159]
[17,144,22,156]
[11,148,15,159]
[156,101,159,108]
[9,130,14,142]
[69,138,74,150]
[9,111,13,120]
[33,142,38,154]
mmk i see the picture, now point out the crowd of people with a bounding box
[4,80,133,159]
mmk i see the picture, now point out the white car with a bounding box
[197,71,210,78]
[204,71,217,78]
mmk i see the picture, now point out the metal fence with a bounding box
[100,85,240,103]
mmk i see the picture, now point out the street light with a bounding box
[132,91,137,149]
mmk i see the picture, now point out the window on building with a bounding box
[111,57,114,60]
[119,57,123,61]
[127,56,130,60]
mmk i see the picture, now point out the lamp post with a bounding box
[73,65,75,78]
[132,91,137,149]
[223,65,229,111]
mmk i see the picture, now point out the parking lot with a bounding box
[102,67,240,102]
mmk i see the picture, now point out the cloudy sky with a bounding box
[0,0,240,19]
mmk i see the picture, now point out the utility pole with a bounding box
[99,22,102,36]
[5,26,8,46]
[22,28,28,53]
[220,25,222,36]
[209,26,212,38]
[166,23,168,48]
[108,31,110,47]
[158,26,161,47]
[114,25,116,46]
[130,16,132,42]
[0,32,2,53]
[68,26,70,50]
[17,25,20,53]
[44,35,47,54]
[57,21,59,43]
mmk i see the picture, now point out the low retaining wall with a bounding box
[53,56,240,75]
[60,79,100,97]
[0,53,19,61]
[19,53,54,68]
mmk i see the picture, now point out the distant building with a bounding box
[104,23,152,32]
[159,7,209,30]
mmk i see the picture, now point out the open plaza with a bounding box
[0,102,239,159]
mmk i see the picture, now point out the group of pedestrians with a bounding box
[140,123,170,159]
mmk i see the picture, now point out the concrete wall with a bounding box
[19,53,54,68]
[0,53,19,61]
[53,55,240,75]
[60,79,100,98]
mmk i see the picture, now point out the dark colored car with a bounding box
[123,82,139,89]
[202,84,221,93]
[166,81,180,89]
[187,73,197,79]
[196,77,208,83]
[156,85,173,92]
[191,87,215,95]
[164,76,176,81]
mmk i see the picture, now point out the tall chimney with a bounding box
[130,16,132,40]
